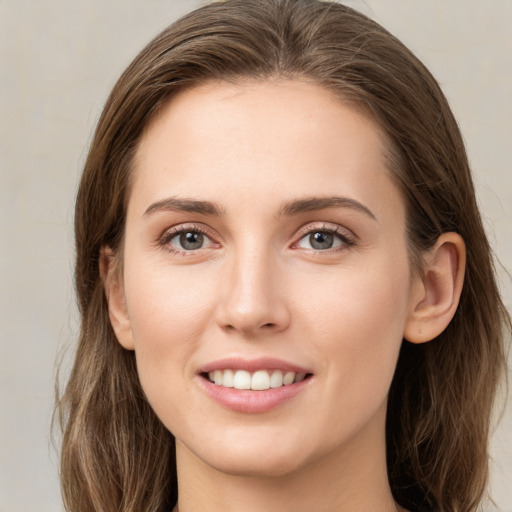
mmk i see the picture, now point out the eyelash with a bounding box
[158,224,217,255]
[158,223,356,255]
[292,224,356,253]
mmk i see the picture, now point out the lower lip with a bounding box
[197,376,312,413]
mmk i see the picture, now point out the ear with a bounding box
[404,232,466,344]
[99,246,135,350]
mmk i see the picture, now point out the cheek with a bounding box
[124,259,214,344]
[303,256,409,340]
[300,256,411,398]
[122,263,217,406]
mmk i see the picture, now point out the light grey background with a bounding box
[1,1,510,511]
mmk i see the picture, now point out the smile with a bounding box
[207,369,308,390]
[198,357,313,412]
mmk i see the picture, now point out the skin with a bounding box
[103,80,465,512]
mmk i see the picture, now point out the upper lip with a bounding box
[199,357,311,375]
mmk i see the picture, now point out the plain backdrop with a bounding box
[0,1,510,510]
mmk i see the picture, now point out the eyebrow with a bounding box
[278,196,377,221]
[143,195,376,221]
[144,197,225,217]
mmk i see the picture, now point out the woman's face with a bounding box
[112,80,420,477]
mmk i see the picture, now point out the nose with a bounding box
[215,247,291,337]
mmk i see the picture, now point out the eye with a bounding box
[173,231,207,250]
[160,225,216,253]
[295,227,353,251]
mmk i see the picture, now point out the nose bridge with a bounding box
[217,238,289,335]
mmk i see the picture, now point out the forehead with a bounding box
[130,79,403,222]
[137,79,388,159]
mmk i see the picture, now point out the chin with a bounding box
[205,449,310,478]
[177,427,317,478]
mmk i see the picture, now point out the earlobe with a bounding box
[100,246,135,351]
[404,233,466,344]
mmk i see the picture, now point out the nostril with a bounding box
[223,322,276,331]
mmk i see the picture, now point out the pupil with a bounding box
[310,231,333,250]
[180,231,204,250]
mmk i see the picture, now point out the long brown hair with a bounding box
[57,1,510,511]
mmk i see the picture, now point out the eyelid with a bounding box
[291,222,356,250]
[158,223,220,253]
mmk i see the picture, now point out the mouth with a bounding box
[197,358,313,413]
[202,369,312,390]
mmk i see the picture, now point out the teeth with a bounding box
[270,369,284,388]
[207,369,308,389]
[283,371,295,385]
[233,370,251,389]
[222,369,234,387]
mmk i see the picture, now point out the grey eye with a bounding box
[172,231,206,250]
[310,231,333,250]
[297,230,345,250]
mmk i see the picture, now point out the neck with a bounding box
[173,404,400,512]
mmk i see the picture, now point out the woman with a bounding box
[57,1,510,511]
